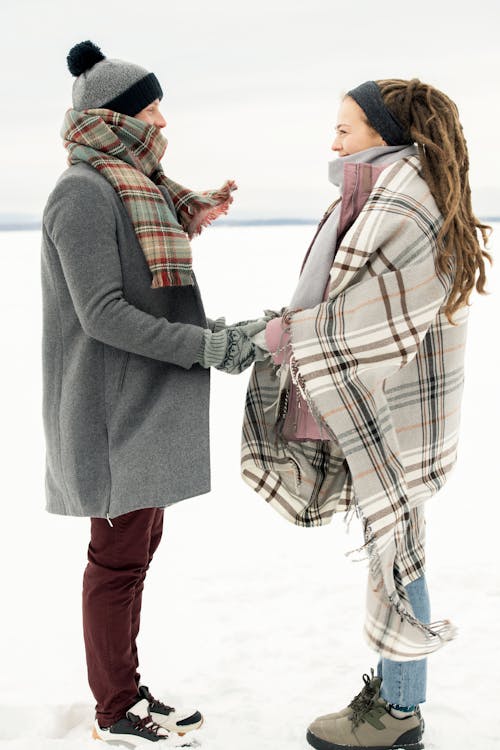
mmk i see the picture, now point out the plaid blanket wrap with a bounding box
[241,155,468,660]
[61,108,236,287]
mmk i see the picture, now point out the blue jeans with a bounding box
[377,575,431,707]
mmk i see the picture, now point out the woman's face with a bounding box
[331,96,386,156]
[134,99,167,129]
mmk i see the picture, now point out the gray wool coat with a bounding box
[41,162,215,520]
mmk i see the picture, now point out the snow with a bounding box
[0,222,499,749]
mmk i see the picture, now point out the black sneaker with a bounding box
[92,696,168,747]
[137,685,204,734]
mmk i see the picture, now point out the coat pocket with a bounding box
[103,347,131,422]
[116,351,130,393]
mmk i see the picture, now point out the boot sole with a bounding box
[307,728,424,750]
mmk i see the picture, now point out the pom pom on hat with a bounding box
[68,40,163,116]
[67,40,106,77]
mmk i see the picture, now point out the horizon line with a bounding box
[1,216,499,232]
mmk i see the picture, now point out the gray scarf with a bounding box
[289,143,418,309]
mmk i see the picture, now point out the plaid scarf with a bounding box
[241,154,467,660]
[61,108,236,287]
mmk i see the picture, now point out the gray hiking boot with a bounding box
[306,672,424,750]
[319,669,381,723]
[309,669,424,734]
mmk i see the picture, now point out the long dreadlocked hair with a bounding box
[359,78,492,325]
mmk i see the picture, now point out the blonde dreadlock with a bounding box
[356,78,492,324]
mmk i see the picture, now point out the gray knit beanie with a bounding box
[67,40,163,116]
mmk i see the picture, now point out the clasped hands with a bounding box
[197,310,281,374]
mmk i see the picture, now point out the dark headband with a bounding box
[346,80,413,146]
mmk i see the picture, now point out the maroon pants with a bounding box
[82,507,164,727]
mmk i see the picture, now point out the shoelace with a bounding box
[349,670,385,729]
[151,699,174,715]
[149,697,175,716]
[141,686,175,716]
[130,713,165,736]
[348,669,378,715]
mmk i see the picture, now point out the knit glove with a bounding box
[207,310,277,332]
[249,328,269,357]
[231,309,281,328]
[196,319,268,374]
[206,316,227,333]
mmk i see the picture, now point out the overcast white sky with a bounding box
[1,0,499,218]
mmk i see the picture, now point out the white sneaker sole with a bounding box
[92,721,202,747]
[92,721,166,747]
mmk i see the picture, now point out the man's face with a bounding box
[134,99,167,129]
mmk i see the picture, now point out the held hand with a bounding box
[210,315,270,334]
[196,321,268,374]
[234,318,267,338]
[209,316,227,333]
[250,328,271,361]
[215,326,257,374]
[217,320,270,372]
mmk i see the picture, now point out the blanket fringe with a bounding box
[354,505,458,652]
[288,353,336,442]
[388,589,458,643]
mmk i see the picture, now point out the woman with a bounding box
[241,79,492,750]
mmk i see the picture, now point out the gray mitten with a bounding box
[196,319,267,374]
[207,309,279,332]
[206,316,227,333]
[249,328,270,361]
[197,329,229,368]
[228,318,270,363]
[230,309,281,327]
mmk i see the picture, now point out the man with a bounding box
[40,39,267,746]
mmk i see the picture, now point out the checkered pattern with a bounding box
[241,155,467,660]
[61,107,235,287]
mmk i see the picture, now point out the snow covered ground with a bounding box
[0,222,499,749]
